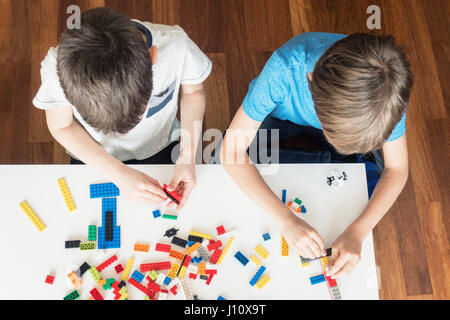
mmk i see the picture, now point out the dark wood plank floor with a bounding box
[0,0,448,299]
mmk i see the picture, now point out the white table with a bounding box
[0,164,379,300]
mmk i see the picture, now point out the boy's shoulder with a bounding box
[132,20,191,48]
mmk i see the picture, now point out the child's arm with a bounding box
[220,106,327,259]
[45,106,167,203]
[167,82,206,210]
[326,135,409,278]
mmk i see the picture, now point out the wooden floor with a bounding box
[0,0,448,299]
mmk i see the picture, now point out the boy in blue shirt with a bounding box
[221,33,412,278]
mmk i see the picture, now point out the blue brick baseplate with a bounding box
[234,251,249,266]
[249,266,266,286]
[90,182,120,199]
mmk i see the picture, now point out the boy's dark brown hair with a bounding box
[57,7,152,134]
[310,33,413,155]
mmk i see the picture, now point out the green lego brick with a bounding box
[88,225,97,241]
[294,198,302,205]
[63,290,80,300]
[162,214,177,220]
[148,270,158,281]
[80,242,96,250]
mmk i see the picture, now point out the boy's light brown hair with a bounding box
[57,7,152,134]
[309,33,413,155]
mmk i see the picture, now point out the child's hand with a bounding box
[167,161,196,210]
[114,166,167,204]
[326,229,364,278]
[281,214,326,259]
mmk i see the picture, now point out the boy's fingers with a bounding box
[299,244,315,259]
[310,233,326,256]
[140,190,166,203]
[332,260,356,279]
[327,254,348,276]
[307,241,323,258]
[143,182,166,199]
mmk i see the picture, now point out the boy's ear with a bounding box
[149,46,158,64]
[308,72,313,82]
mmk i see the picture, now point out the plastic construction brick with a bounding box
[249,266,266,286]
[185,242,200,255]
[140,261,171,272]
[131,270,145,283]
[134,243,150,252]
[216,225,225,236]
[97,255,118,272]
[209,249,222,264]
[163,184,181,205]
[103,278,115,290]
[281,237,289,256]
[162,214,177,220]
[218,295,226,300]
[301,205,307,214]
[300,248,332,264]
[217,236,234,264]
[234,251,249,266]
[89,182,120,199]
[187,235,203,243]
[163,276,172,286]
[121,258,134,281]
[250,255,261,266]
[199,275,208,281]
[114,264,124,274]
[255,275,270,290]
[169,249,185,260]
[281,189,287,204]
[177,265,187,279]
[189,230,212,240]
[167,263,180,279]
[65,240,80,249]
[128,277,153,297]
[89,267,102,282]
[89,288,104,300]
[164,228,179,238]
[67,271,82,288]
[197,247,210,262]
[262,233,271,241]
[197,263,206,275]
[97,226,120,249]
[45,275,55,285]
[171,236,187,248]
[152,209,161,218]
[57,177,76,212]
[148,270,159,281]
[88,225,96,241]
[19,201,46,232]
[310,274,326,285]
[207,240,222,251]
[78,262,91,276]
[105,211,114,241]
[255,244,269,260]
[63,290,80,300]
[80,242,96,250]
[155,243,171,253]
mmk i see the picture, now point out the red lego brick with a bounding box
[189,273,197,280]
[45,275,55,285]
[169,285,178,295]
[140,261,171,272]
[216,225,225,235]
[207,240,222,251]
[182,255,192,267]
[114,264,124,274]
[147,279,161,293]
[90,288,104,300]
[163,184,182,204]
[208,248,223,264]
[155,243,171,253]
[128,277,153,298]
[97,255,118,272]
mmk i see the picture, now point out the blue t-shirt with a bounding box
[242,32,406,142]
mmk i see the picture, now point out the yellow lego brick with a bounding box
[255,244,269,260]
[281,236,289,256]
[320,257,329,266]
[121,258,134,281]
[98,279,106,286]
[19,201,46,232]
[57,177,76,212]
[189,230,212,240]
[250,255,261,266]
[167,263,180,279]
[88,297,93,300]
[217,236,234,264]
[119,293,128,300]
[302,261,310,268]
[185,242,201,255]
[178,266,187,279]
[255,275,270,289]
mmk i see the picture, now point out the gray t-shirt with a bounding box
[32,20,212,161]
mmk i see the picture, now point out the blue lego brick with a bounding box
[131,270,145,283]
[262,232,271,241]
[187,241,195,247]
[90,183,120,199]
[191,256,203,264]
[301,205,307,214]
[309,274,326,285]
[234,251,249,266]
[152,209,161,218]
[217,295,226,300]
[163,276,172,286]
[97,226,121,249]
[249,266,266,286]
[281,189,287,204]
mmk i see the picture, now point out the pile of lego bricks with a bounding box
[55,224,239,300]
